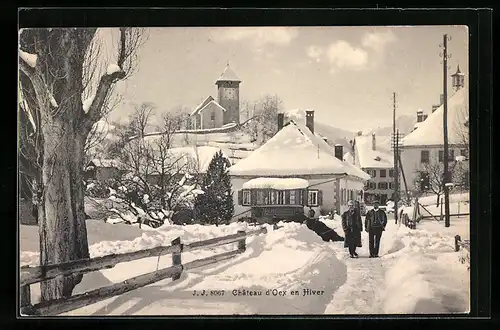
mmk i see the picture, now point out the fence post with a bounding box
[454,235,461,252]
[171,237,183,280]
[20,285,31,314]
[237,230,246,252]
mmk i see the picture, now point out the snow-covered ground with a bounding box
[20,211,469,315]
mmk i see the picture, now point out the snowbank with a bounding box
[242,177,309,190]
[380,220,470,314]
[418,192,469,206]
[383,252,469,314]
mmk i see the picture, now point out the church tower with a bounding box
[216,63,241,125]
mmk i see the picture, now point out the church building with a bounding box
[190,63,242,129]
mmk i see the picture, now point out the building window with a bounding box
[421,150,430,163]
[380,169,387,178]
[378,182,388,190]
[389,169,394,178]
[289,190,296,204]
[242,190,251,206]
[368,169,376,177]
[389,182,394,189]
[278,191,285,205]
[270,191,276,205]
[460,149,468,157]
[211,111,215,121]
[308,190,319,206]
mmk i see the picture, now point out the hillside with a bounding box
[373,114,417,137]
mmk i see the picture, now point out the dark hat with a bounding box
[373,199,380,204]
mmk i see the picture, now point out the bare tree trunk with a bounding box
[436,194,441,207]
[38,116,90,300]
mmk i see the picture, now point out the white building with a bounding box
[348,132,395,205]
[400,86,469,192]
[229,116,370,222]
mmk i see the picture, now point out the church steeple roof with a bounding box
[452,64,464,76]
[215,63,241,84]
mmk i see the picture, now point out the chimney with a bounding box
[432,104,439,113]
[371,133,376,151]
[440,94,445,105]
[334,144,343,161]
[305,110,314,134]
[416,110,424,123]
[277,113,284,132]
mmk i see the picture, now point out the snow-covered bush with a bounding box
[85,180,110,198]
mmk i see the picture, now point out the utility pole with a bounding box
[442,34,451,227]
[392,92,399,224]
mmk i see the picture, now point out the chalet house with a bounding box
[229,111,370,223]
[190,63,242,130]
[84,159,124,182]
[348,132,395,205]
[401,85,468,192]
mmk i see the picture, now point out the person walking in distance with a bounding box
[342,200,363,258]
[365,200,388,258]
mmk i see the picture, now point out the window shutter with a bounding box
[318,190,323,206]
[251,190,257,205]
[285,190,290,204]
[238,190,243,205]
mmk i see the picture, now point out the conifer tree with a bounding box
[194,151,234,226]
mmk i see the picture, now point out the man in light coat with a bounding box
[365,200,388,258]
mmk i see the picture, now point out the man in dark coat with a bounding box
[342,200,363,258]
[304,218,344,242]
[365,200,388,258]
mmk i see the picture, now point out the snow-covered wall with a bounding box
[400,146,468,191]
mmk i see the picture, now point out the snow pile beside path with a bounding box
[61,220,347,315]
[418,192,469,206]
[381,221,470,314]
[383,252,469,314]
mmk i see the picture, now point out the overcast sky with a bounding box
[108,26,468,132]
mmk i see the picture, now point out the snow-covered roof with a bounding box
[354,134,394,169]
[242,178,310,190]
[343,152,354,164]
[190,95,215,116]
[160,146,231,174]
[190,100,227,117]
[403,88,468,147]
[216,64,241,83]
[229,120,370,180]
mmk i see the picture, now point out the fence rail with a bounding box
[20,226,268,316]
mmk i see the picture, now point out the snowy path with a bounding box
[325,217,399,314]
[20,209,469,316]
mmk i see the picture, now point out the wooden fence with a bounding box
[20,226,268,316]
